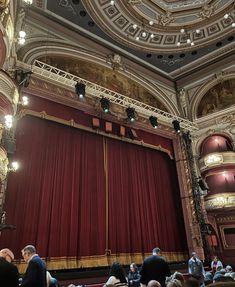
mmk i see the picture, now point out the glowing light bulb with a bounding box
[19,31,26,38]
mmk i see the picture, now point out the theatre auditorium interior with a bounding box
[0,0,235,286]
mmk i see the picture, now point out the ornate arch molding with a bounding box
[195,132,234,156]
[20,43,179,115]
[191,72,235,121]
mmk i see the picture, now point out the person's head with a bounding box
[110,262,127,283]
[0,248,14,263]
[225,265,233,272]
[172,272,185,283]
[167,279,182,287]
[213,255,218,262]
[152,247,161,256]
[191,252,197,259]
[130,263,138,273]
[147,280,161,287]
[220,269,226,275]
[21,245,36,263]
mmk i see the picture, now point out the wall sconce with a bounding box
[8,161,19,172]
[19,96,29,106]
[23,0,33,4]
[4,115,13,129]
[18,30,26,45]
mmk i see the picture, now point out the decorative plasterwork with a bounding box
[205,193,235,211]
[0,71,19,114]
[199,152,235,172]
[190,72,235,121]
[17,42,179,115]
[219,224,235,249]
[0,1,14,65]
[217,216,235,223]
[0,145,8,182]
[82,0,235,53]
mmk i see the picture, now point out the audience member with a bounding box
[211,256,223,274]
[172,272,185,285]
[140,247,171,287]
[147,280,161,287]
[47,270,60,287]
[204,272,213,285]
[188,252,205,286]
[128,263,141,287]
[0,248,19,287]
[166,279,182,287]
[207,283,235,287]
[103,262,128,287]
[224,265,235,280]
[21,244,47,287]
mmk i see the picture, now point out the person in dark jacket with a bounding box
[21,244,47,287]
[128,263,141,287]
[0,248,19,287]
[140,247,171,287]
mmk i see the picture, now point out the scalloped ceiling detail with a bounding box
[82,0,235,53]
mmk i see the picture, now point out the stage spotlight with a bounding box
[75,82,86,98]
[100,98,110,113]
[126,107,136,122]
[149,116,158,128]
[172,120,181,133]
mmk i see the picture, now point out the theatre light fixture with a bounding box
[126,107,136,122]
[75,82,86,98]
[172,120,181,133]
[100,98,110,113]
[149,116,158,128]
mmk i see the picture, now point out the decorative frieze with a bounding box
[205,193,235,211]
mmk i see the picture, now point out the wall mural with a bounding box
[38,56,168,112]
[197,79,235,117]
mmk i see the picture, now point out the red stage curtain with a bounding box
[106,138,187,254]
[0,115,187,264]
[1,116,106,258]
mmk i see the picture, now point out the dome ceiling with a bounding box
[83,0,234,53]
[43,0,235,75]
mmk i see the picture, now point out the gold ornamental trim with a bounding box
[15,252,188,273]
[18,109,174,159]
[219,225,235,250]
[205,193,235,210]
[199,151,235,172]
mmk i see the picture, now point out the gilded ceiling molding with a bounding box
[82,0,235,53]
[18,43,179,115]
[190,72,235,121]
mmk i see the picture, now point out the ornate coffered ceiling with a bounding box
[26,0,235,75]
[83,0,234,53]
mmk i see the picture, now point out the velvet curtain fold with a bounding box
[0,116,187,265]
[106,138,187,254]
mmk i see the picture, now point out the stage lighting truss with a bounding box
[30,60,198,132]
